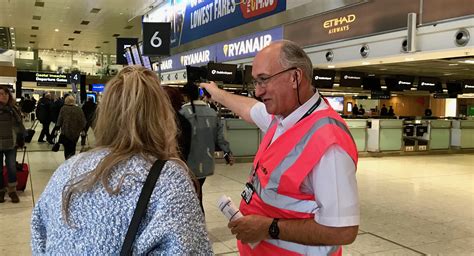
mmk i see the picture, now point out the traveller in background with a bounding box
[36,93,52,143]
[164,87,191,161]
[352,104,359,116]
[31,66,212,255]
[380,104,388,116]
[0,85,25,203]
[20,94,36,121]
[359,105,365,115]
[425,108,432,117]
[388,106,395,116]
[181,82,234,214]
[55,95,86,159]
[201,40,359,255]
[81,97,97,146]
[372,105,379,116]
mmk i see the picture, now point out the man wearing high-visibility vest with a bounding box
[201,40,359,256]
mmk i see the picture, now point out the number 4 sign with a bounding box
[70,71,81,84]
[143,22,171,56]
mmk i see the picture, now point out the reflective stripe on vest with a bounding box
[266,240,341,256]
[251,116,355,213]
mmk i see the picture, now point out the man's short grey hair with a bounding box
[277,40,313,84]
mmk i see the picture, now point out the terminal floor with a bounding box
[0,142,473,255]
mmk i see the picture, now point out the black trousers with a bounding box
[38,121,51,141]
[62,136,78,160]
[198,178,206,215]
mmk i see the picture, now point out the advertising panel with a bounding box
[144,0,286,47]
[160,45,216,72]
[216,27,283,62]
[285,0,419,47]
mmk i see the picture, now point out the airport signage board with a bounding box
[363,77,381,91]
[285,0,419,47]
[159,45,216,72]
[116,38,139,65]
[418,77,442,92]
[462,80,474,93]
[371,90,390,99]
[385,76,414,91]
[339,71,364,87]
[207,63,237,83]
[142,22,171,56]
[216,27,283,62]
[35,73,69,84]
[312,69,335,88]
[144,0,286,48]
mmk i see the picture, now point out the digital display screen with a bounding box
[325,96,344,112]
[139,42,152,70]
[124,48,134,65]
[91,84,105,92]
[86,93,97,103]
[131,45,142,66]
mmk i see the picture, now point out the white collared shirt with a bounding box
[250,92,359,227]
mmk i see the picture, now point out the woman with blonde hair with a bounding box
[55,95,86,159]
[31,66,212,255]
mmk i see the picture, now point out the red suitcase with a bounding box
[2,147,29,191]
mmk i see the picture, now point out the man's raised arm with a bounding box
[200,82,259,124]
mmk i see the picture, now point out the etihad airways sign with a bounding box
[323,14,356,35]
[216,27,283,62]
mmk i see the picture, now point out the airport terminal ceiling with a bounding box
[0,0,155,54]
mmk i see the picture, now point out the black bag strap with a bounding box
[120,159,166,256]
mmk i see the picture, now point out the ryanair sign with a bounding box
[323,14,356,35]
[216,27,283,62]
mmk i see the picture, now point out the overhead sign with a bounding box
[70,71,81,84]
[160,45,216,73]
[285,0,419,47]
[418,77,442,92]
[363,77,381,91]
[116,38,138,65]
[463,80,474,93]
[207,63,237,83]
[371,90,390,99]
[216,27,283,62]
[312,69,335,88]
[385,76,414,91]
[144,0,286,47]
[142,22,171,56]
[339,71,364,87]
[433,93,450,99]
[35,73,69,84]
[447,82,462,94]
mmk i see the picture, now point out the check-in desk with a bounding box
[451,120,474,149]
[223,119,261,157]
[367,119,403,152]
[429,120,451,150]
[345,119,367,152]
[402,120,429,151]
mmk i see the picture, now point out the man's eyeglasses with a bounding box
[251,67,297,88]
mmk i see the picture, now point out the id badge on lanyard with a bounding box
[241,167,257,204]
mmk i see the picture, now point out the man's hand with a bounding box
[228,215,273,244]
[199,81,222,100]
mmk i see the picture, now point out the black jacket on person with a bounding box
[82,100,97,123]
[50,99,64,124]
[380,106,388,116]
[176,113,192,161]
[36,97,52,124]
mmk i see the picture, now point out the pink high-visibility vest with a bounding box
[238,106,358,256]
